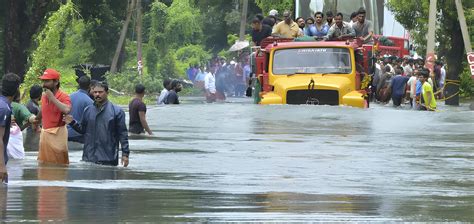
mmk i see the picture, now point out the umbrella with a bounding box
[229,40,249,52]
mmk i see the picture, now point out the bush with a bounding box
[459,66,474,98]
[105,69,163,94]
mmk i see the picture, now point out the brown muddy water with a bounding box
[1,97,474,222]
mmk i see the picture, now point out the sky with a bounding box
[383,2,406,37]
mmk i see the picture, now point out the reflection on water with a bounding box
[1,98,474,222]
[37,165,68,222]
[0,187,6,220]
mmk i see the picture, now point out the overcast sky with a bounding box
[383,2,406,37]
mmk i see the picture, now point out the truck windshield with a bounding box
[272,48,352,75]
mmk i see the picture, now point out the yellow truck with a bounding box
[252,38,371,108]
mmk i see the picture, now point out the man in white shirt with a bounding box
[403,58,414,77]
[157,79,171,105]
[204,69,216,103]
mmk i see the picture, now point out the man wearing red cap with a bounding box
[36,68,71,165]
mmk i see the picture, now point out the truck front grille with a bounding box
[286,90,339,105]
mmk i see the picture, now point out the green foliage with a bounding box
[74,0,127,64]
[145,1,168,77]
[387,0,474,57]
[459,66,474,97]
[24,0,77,91]
[143,0,208,80]
[55,19,94,67]
[158,51,178,79]
[175,44,211,71]
[386,0,429,55]
[255,0,294,16]
[106,69,163,94]
[165,0,203,48]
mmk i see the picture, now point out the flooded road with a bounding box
[2,97,474,222]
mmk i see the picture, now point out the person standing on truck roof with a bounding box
[352,8,374,44]
[272,11,303,38]
[251,17,272,46]
[325,13,355,40]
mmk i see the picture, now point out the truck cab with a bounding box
[253,37,370,108]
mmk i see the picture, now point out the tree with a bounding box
[194,0,262,52]
[73,0,128,65]
[387,0,474,106]
[3,0,59,79]
[23,0,76,89]
[145,0,168,77]
[0,0,5,76]
[165,0,204,48]
[255,0,294,16]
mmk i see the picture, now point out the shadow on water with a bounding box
[2,97,474,222]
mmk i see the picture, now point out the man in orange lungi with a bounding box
[37,68,71,165]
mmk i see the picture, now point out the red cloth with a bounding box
[41,90,71,129]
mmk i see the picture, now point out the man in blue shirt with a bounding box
[390,68,409,107]
[65,82,129,167]
[305,12,329,38]
[68,76,93,143]
[0,73,21,183]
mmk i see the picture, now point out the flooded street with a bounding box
[2,97,474,222]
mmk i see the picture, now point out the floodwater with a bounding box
[1,97,474,222]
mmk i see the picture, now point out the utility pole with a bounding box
[136,0,143,77]
[425,0,437,72]
[239,0,248,41]
[455,0,472,53]
[110,0,136,74]
[454,0,473,110]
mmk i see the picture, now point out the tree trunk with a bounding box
[238,0,248,41]
[4,0,24,77]
[0,0,5,76]
[110,0,136,74]
[444,19,464,106]
[136,0,143,76]
[4,0,53,80]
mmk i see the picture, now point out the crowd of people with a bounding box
[251,7,374,46]
[0,68,150,184]
[250,7,443,110]
[0,7,449,184]
[180,56,251,103]
[372,55,444,111]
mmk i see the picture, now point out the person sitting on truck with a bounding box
[349,11,358,26]
[305,12,329,39]
[303,17,314,36]
[325,11,335,27]
[272,11,303,38]
[251,17,272,46]
[262,16,276,28]
[352,8,374,44]
[324,13,355,40]
[295,17,306,33]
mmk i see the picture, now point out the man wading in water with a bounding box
[37,68,71,165]
[64,82,130,166]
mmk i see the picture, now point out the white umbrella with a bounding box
[229,40,249,52]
